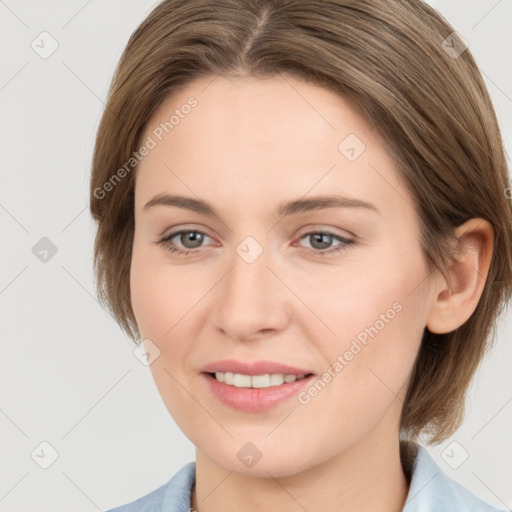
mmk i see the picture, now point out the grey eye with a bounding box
[176,231,206,249]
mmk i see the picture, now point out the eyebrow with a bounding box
[142,193,379,217]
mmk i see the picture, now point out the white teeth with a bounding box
[213,372,308,388]
[252,374,271,388]
[270,374,285,386]
[233,373,252,387]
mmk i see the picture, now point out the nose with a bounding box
[211,243,292,342]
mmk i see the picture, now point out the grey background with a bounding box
[1,1,511,511]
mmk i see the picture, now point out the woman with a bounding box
[90,1,512,510]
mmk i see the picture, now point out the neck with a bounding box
[191,434,411,512]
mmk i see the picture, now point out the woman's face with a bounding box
[130,74,436,476]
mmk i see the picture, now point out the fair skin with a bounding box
[130,73,493,512]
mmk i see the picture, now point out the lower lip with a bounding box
[202,373,315,412]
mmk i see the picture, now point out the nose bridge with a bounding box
[212,232,290,340]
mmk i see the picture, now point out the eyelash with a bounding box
[157,229,355,257]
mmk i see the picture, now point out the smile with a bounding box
[202,372,315,412]
[211,371,309,388]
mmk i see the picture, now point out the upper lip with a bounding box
[201,359,314,376]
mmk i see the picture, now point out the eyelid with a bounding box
[295,224,357,241]
[159,223,215,239]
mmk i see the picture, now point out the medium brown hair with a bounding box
[90,0,512,444]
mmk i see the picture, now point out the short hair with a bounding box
[90,0,512,444]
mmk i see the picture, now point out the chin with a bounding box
[197,437,323,478]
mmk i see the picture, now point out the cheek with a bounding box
[130,249,201,431]
[291,241,427,350]
[296,241,427,399]
[290,287,425,456]
[130,242,206,339]
[130,266,169,338]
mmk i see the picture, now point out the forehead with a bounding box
[141,73,372,159]
[134,74,412,218]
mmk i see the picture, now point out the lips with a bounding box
[200,359,314,376]
[202,372,315,412]
[200,359,316,412]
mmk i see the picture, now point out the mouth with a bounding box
[200,360,316,412]
[206,371,314,388]
[202,372,315,412]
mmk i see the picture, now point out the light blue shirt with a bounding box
[106,443,506,511]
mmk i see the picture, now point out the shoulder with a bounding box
[403,442,507,512]
[105,461,196,512]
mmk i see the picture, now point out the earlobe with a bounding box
[426,218,494,334]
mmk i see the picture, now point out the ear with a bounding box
[426,218,494,334]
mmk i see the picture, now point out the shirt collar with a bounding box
[158,442,503,512]
[402,442,504,511]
